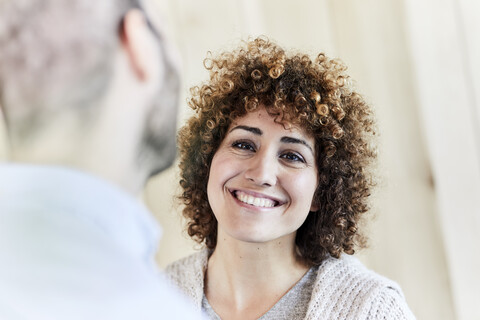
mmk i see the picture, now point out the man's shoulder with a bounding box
[0,165,205,319]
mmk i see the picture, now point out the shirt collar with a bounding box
[0,163,162,261]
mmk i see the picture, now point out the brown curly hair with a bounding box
[178,37,376,266]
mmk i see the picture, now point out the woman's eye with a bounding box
[232,141,255,151]
[280,152,305,163]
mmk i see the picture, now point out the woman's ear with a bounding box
[120,9,158,81]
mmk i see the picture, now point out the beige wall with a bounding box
[404,0,480,319]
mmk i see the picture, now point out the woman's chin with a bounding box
[220,226,295,246]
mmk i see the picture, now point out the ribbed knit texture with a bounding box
[165,250,416,320]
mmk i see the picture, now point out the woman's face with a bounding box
[207,108,318,245]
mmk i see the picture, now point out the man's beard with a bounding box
[137,69,180,179]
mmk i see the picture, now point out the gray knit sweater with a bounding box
[165,250,415,320]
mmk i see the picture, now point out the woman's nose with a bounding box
[243,151,278,187]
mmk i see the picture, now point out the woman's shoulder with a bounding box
[306,254,415,320]
[164,249,209,307]
[314,254,401,290]
[165,249,208,279]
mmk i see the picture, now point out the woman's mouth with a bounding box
[232,190,281,208]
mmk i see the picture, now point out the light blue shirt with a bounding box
[0,164,202,320]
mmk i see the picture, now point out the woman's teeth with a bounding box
[235,191,276,208]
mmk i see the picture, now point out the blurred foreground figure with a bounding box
[0,0,202,319]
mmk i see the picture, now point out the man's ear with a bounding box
[120,9,157,81]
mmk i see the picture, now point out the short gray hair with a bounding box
[0,0,137,138]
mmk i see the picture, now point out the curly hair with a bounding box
[178,37,376,266]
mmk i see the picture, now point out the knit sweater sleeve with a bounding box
[367,286,416,320]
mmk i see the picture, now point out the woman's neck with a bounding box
[205,229,309,320]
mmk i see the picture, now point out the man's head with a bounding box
[0,0,180,192]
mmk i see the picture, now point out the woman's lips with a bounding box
[229,189,284,208]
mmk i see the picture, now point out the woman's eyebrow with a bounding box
[229,125,263,135]
[229,126,313,152]
[281,136,313,152]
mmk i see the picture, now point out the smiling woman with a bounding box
[166,38,415,320]
[207,108,318,245]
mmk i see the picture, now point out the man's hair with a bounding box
[178,38,377,266]
[0,0,137,139]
